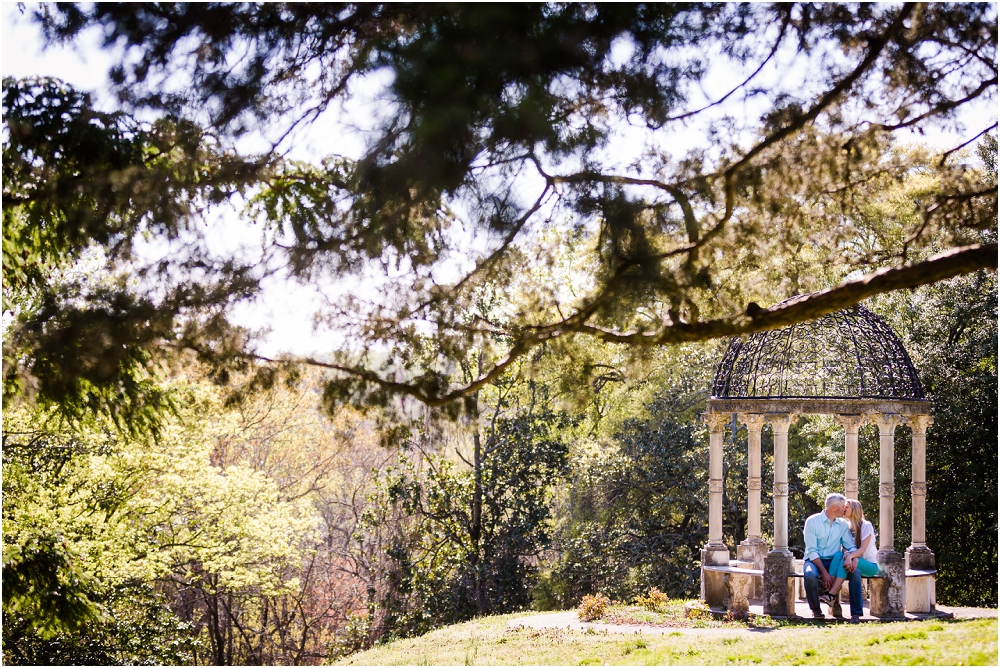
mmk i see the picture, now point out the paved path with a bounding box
[937,605,998,619]
[510,611,740,636]
[509,606,996,636]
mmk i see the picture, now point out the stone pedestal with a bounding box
[724,571,754,617]
[762,551,795,618]
[701,545,730,610]
[905,573,936,614]
[905,546,937,614]
[870,550,906,619]
[905,546,935,571]
[737,538,768,570]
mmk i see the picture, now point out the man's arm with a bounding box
[803,516,835,590]
[811,556,834,588]
[803,515,820,563]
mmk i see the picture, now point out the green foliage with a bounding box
[541,383,709,606]
[873,269,998,606]
[1,532,99,640]
[8,5,994,412]
[1,411,116,638]
[327,611,375,662]
[2,76,245,286]
[1,382,325,663]
[2,582,200,666]
[357,404,571,644]
[2,76,263,436]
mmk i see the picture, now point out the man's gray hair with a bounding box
[825,492,847,508]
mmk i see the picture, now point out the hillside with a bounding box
[335,610,998,666]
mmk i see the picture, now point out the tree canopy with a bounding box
[3,2,997,420]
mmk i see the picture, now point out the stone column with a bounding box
[905,415,935,570]
[701,413,731,608]
[867,413,905,619]
[763,414,795,618]
[836,414,864,500]
[737,414,768,570]
[868,413,901,551]
[904,414,936,613]
[770,414,794,554]
[704,413,729,552]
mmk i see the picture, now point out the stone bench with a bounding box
[703,563,936,618]
[792,564,937,617]
[703,565,764,614]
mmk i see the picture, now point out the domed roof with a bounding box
[712,299,924,400]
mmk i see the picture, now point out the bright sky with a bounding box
[4,5,994,358]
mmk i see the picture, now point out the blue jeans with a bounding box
[804,556,863,617]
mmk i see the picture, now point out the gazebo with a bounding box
[700,298,937,619]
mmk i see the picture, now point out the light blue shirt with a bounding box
[803,511,856,562]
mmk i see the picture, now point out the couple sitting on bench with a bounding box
[803,492,881,623]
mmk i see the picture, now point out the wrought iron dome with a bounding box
[712,297,925,400]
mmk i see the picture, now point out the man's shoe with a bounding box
[849,616,861,624]
[818,591,834,605]
[812,609,825,619]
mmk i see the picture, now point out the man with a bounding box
[803,492,863,622]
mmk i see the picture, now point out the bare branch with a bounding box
[939,124,999,166]
[409,184,552,316]
[875,76,998,134]
[661,14,790,125]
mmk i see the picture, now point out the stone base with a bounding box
[701,545,730,609]
[904,547,936,614]
[905,546,936,571]
[763,551,795,618]
[906,573,936,613]
[736,539,768,599]
[871,550,906,619]
[737,539,768,570]
[723,571,754,616]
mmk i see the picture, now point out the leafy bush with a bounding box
[327,611,373,661]
[635,587,669,612]
[577,593,611,622]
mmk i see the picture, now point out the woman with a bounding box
[819,499,881,604]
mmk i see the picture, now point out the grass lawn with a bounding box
[334,608,998,666]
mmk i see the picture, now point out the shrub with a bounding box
[577,593,611,622]
[327,611,373,660]
[635,587,670,612]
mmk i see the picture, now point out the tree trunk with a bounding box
[205,579,228,666]
[465,392,488,615]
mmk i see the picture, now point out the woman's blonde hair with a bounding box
[846,499,864,538]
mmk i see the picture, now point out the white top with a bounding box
[859,520,877,563]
